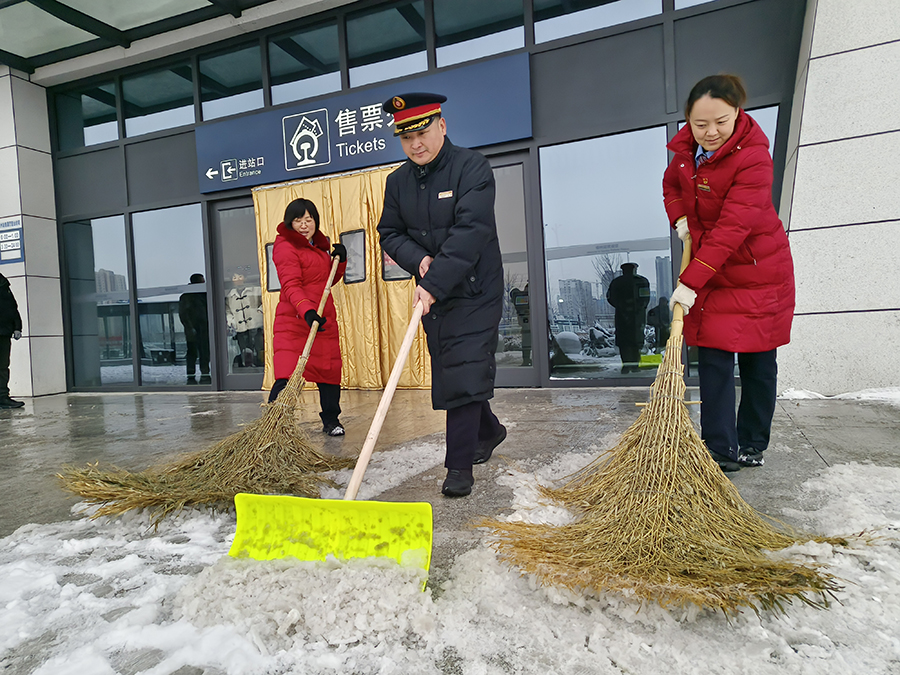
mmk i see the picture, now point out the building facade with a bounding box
[0,0,896,397]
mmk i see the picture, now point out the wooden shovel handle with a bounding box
[344,301,425,500]
[288,255,342,384]
[670,233,693,341]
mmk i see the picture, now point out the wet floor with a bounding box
[2,386,899,568]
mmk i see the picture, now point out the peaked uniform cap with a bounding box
[383,92,447,135]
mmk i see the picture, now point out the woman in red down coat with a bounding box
[269,198,348,436]
[663,74,795,473]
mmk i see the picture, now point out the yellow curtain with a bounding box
[252,165,431,391]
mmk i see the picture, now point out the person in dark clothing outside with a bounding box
[663,74,795,472]
[378,92,507,497]
[178,273,210,385]
[510,284,531,366]
[606,262,650,373]
[0,272,25,408]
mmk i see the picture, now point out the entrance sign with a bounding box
[196,54,531,193]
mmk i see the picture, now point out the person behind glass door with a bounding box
[225,270,264,368]
[377,92,507,498]
[178,273,210,385]
[663,74,795,472]
[646,296,670,354]
[268,198,348,436]
[606,262,650,373]
[510,284,531,366]
[0,272,25,409]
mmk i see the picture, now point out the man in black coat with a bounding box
[606,262,650,373]
[378,92,507,497]
[0,272,25,408]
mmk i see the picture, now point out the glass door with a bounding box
[211,199,265,390]
[489,152,540,387]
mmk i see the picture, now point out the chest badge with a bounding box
[438,190,453,199]
[698,184,711,192]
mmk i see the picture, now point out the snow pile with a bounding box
[781,387,900,407]
[176,557,433,651]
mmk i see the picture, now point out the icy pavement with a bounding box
[2,457,900,674]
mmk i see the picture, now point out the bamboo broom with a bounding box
[59,257,354,527]
[483,237,847,614]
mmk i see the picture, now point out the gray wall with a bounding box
[779,0,900,395]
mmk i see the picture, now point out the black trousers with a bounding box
[185,337,210,376]
[268,378,341,427]
[0,334,10,398]
[445,399,502,470]
[698,347,778,460]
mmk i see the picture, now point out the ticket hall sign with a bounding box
[195,53,531,193]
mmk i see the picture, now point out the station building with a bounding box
[1,0,896,397]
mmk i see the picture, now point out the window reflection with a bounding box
[493,163,532,369]
[269,22,341,105]
[435,0,524,68]
[56,83,118,151]
[200,44,264,121]
[132,204,208,386]
[64,215,133,386]
[534,0,660,43]
[123,64,195,137]
[539,126,670,379]
[219,206,265,376]
[347,1,427,88]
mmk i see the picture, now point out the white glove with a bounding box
[675,217,689,242]
[669,284,697,315]
[12,330,21,340]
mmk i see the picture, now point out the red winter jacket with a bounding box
[663,110,795,353]
[272,222,346,383]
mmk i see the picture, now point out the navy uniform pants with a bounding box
[445,399,502,470]
[698,347,778,460]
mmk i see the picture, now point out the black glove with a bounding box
[304,309,327,331]
[331,243,347,263]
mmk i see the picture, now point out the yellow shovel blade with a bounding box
[229,493,433,573]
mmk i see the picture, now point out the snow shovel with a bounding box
[229,302,433,577]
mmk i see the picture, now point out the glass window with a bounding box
[265,243,281,292]
[132,204,208,386]
[434,0,524,68]
[534,0,661,44]
[493,163,532,369]
[269,22,341,106]
[675,0,716,9]
[64,215,133,387]
[540,126,671,380]
[123,64,195,137]
[56,83,118,151]
[200,44,264,121]
[340,230,366,284]
[62,0,210,31]
[0,3,94,58]
[347,1,427,88]
[218,205,265,376]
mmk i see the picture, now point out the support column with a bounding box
[0,66,65,397]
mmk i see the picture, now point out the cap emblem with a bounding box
[392,96,406,110]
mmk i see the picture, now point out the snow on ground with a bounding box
[780,387,900,407]
[3,429,900,673]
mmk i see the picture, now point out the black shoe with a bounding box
[199,374,211,385]
[442,469,474,497]
[0,396,25,409]
[473,425,507,465]
[737,449,764,467]
[323,422,345,436]
[709,450,742,472]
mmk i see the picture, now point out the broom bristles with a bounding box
[482,334,848,614]
[59,369,354,526]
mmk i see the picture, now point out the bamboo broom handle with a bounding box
[289,256,342,383]
[344,301,425,501]
[669,233,693,341]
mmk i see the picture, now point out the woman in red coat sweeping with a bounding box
[663,74,795,472]
[268,198,348,436]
